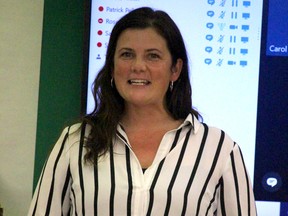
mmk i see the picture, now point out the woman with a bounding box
[28,7,257,215]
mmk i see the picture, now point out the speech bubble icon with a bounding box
[205,46,213,53]
[267,178,278,187]
[204,58,212,65]
[207,11,215,17]
[206,22,214,29]
[207,0,215,5]
[206,34,213,41]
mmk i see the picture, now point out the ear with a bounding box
[171,58,183,82]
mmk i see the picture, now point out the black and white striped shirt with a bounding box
[28,114,256,215]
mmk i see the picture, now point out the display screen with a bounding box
[266,0,288,57]
[85,0,288,215]
[253,0,288,211]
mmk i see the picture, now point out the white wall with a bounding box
[0,1,44,215]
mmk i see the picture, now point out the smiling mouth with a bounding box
[128,79,151,85]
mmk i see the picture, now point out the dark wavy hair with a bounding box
[83,7,200,163]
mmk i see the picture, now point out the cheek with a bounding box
[113,66,129,90]
[113,61,129,77]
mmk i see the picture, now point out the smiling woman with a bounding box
[113,28,182,111]
[28,7,256,215]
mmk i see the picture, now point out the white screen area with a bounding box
[87,0,281,214]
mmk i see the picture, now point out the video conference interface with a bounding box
[253,0,288,210]
[86,0,288,215]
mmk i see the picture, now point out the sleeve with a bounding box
[27,127,72,216]
[218,143,257,216]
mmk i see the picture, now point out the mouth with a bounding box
[128,79,151,85]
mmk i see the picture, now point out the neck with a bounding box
[120,104,178,130]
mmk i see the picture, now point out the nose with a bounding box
[131,57,146,73]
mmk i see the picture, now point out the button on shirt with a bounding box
[28,114,256,215]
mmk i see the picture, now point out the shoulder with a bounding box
[187,114,236,153]
[66,122,92,136]
[187,114,233,140]
[56,122,92,149]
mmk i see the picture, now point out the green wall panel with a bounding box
[33,0,85,189]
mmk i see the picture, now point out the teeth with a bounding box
[128,79,150,85]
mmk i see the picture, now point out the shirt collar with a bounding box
[179,113,201,134]
[117,113,201,138]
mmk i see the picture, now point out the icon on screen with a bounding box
[241,37,249,43]
[217,47,224,55]
[207,11,215,17]
[229,48,236,55]
[207,0,215,6]
[231,12,238,19]
[206,35,213,41]
[219,11,226,19]
[262,172,282,192]
[219,0,226,7]
[230,36,236,43]
[218,23,226,31]
[218,35,225,43]
[242,25,250,31]
[206,23,214,29]
[216,59,223,66]
[230,25,238,30]
[267,178,278,187]
[232,0,239,7]
[204,58,212,65]
[205,46,213,53]
[242,13,250,19]
[228,60,236,65]
[243,1,251,7]
[240,49,248,55]
[240,60,247,67]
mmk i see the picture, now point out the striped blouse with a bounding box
[28,114,257,215]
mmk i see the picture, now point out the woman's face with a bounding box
[113,28,182,109]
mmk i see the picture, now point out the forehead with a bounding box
[116,28,168,49]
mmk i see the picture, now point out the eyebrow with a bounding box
[146,48,162,53]
[117,48,133,52]
[117,47,162,53]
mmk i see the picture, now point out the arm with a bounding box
[28,127,72,216]
[218,143,257,216]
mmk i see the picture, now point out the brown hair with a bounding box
[83,7,200,164]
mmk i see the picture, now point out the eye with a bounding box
[120,51,134,59]
[147,53,160,60]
